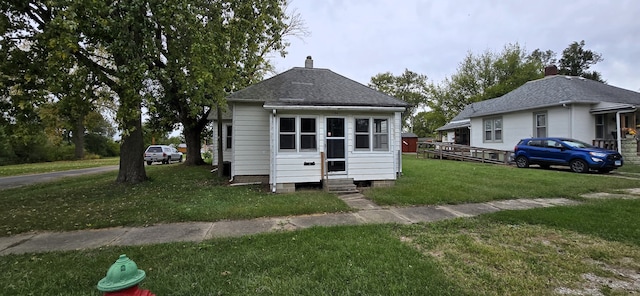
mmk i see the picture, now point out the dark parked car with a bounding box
[513,137,623,173]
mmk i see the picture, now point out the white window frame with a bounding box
[534,112,547,138]
[354,117,389,152]
[225,124,232,150]
[278,116,317,152]
[483,117,503,143]
[354,118,370,150]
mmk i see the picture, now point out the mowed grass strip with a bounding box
[364,156,640,206]
[0,165,349,236]
[0,225,467,296]
[3,199,640,295]
[0,157,119,177]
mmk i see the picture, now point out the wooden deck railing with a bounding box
[592,139,617,151]
[417,142,513,165]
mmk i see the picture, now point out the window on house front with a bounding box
[279,117,295,150]
[225,125,232,149]
[373,119,389,150]
[595,114,605,139]
[355,118,370,149]
[535,112,547,138]
[354,118,389,151]
[279,117,317,151]
[483,118,502,142]
[300,118,316,150]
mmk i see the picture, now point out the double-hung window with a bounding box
[279,117,317,151]
[355,119,370,149]
[225,125,232,149]
[483,117,503,142]
[279,118,296,150]
[354,118,389,151]
[373,119,389,150]
[300,118,316,150]
[534,112,547,138]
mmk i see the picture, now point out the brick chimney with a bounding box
[305,56,313,68]
[544,65,558,76]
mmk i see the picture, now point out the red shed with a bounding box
[401,132,418,153]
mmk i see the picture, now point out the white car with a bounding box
[144,145,183,165]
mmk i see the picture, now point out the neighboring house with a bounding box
[401,132,418,153]
[209,56,407,193]
[437,67,640,155]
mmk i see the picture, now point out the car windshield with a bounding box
[148,147,162,152]
[560,139,594,149]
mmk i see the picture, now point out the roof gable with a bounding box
[454,75,640,119]
[227,67,408,108]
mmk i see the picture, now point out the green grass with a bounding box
[0,165,349,236]
[0,157,119,177]
[3,200,640,295]
[0,225,467,296]
[2,157,640,295]
[364,156,640,206]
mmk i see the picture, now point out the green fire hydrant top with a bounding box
[97,254,147,292]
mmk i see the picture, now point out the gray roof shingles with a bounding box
[227,67,408,108]
[451,75,640,121]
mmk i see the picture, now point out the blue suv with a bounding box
[514,137,623,173]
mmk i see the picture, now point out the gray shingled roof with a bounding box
[450,75,640,121]
[227,67,408,108]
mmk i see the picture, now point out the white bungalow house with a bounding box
[209,57,407,193]
[437,67,640,161]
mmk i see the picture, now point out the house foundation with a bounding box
[275,183,296,193]
[371,180,395,188]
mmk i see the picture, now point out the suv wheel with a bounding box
[166,157,171,164]
[515,156,529,168]
[146,161,152,165]
[570,159,588,173]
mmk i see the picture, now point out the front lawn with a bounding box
[2,198,640,295]
[0,165,349,236]
[364,156,640,205]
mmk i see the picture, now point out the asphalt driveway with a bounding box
[0,166,118,189]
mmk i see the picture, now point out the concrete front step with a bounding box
[325,178,357,193]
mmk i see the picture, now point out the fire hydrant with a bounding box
[97,254,155,296]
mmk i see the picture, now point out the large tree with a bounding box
[558,40,604,82]
[427,43,547,121]
[1,0,162,182]
[146,0,307,167]
[369,69,429,130]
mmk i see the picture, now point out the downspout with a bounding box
[616,108,637,154]
[271,109,277,193]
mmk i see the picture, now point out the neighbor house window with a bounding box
[373,119,389,150]
[279,117,317,151]
[225,125,232,149]
[355,118,370,149]
[595,114,605,139]
[535,112,547,138]
[279,117,296,150]
[300,118,316,150]
[483,117,502,142]
[354,118,389,151]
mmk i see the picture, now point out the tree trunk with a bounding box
[217,106,224,177]
[116,114,147,183]
[73,117,85,160]
[183,126,205,165]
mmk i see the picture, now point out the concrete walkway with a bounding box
[2,189,639,256]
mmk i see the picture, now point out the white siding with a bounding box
[232,103,270,176]
[470,105,598,151]
[272,111,401,184]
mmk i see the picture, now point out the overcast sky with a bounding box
[270,0,640,92]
